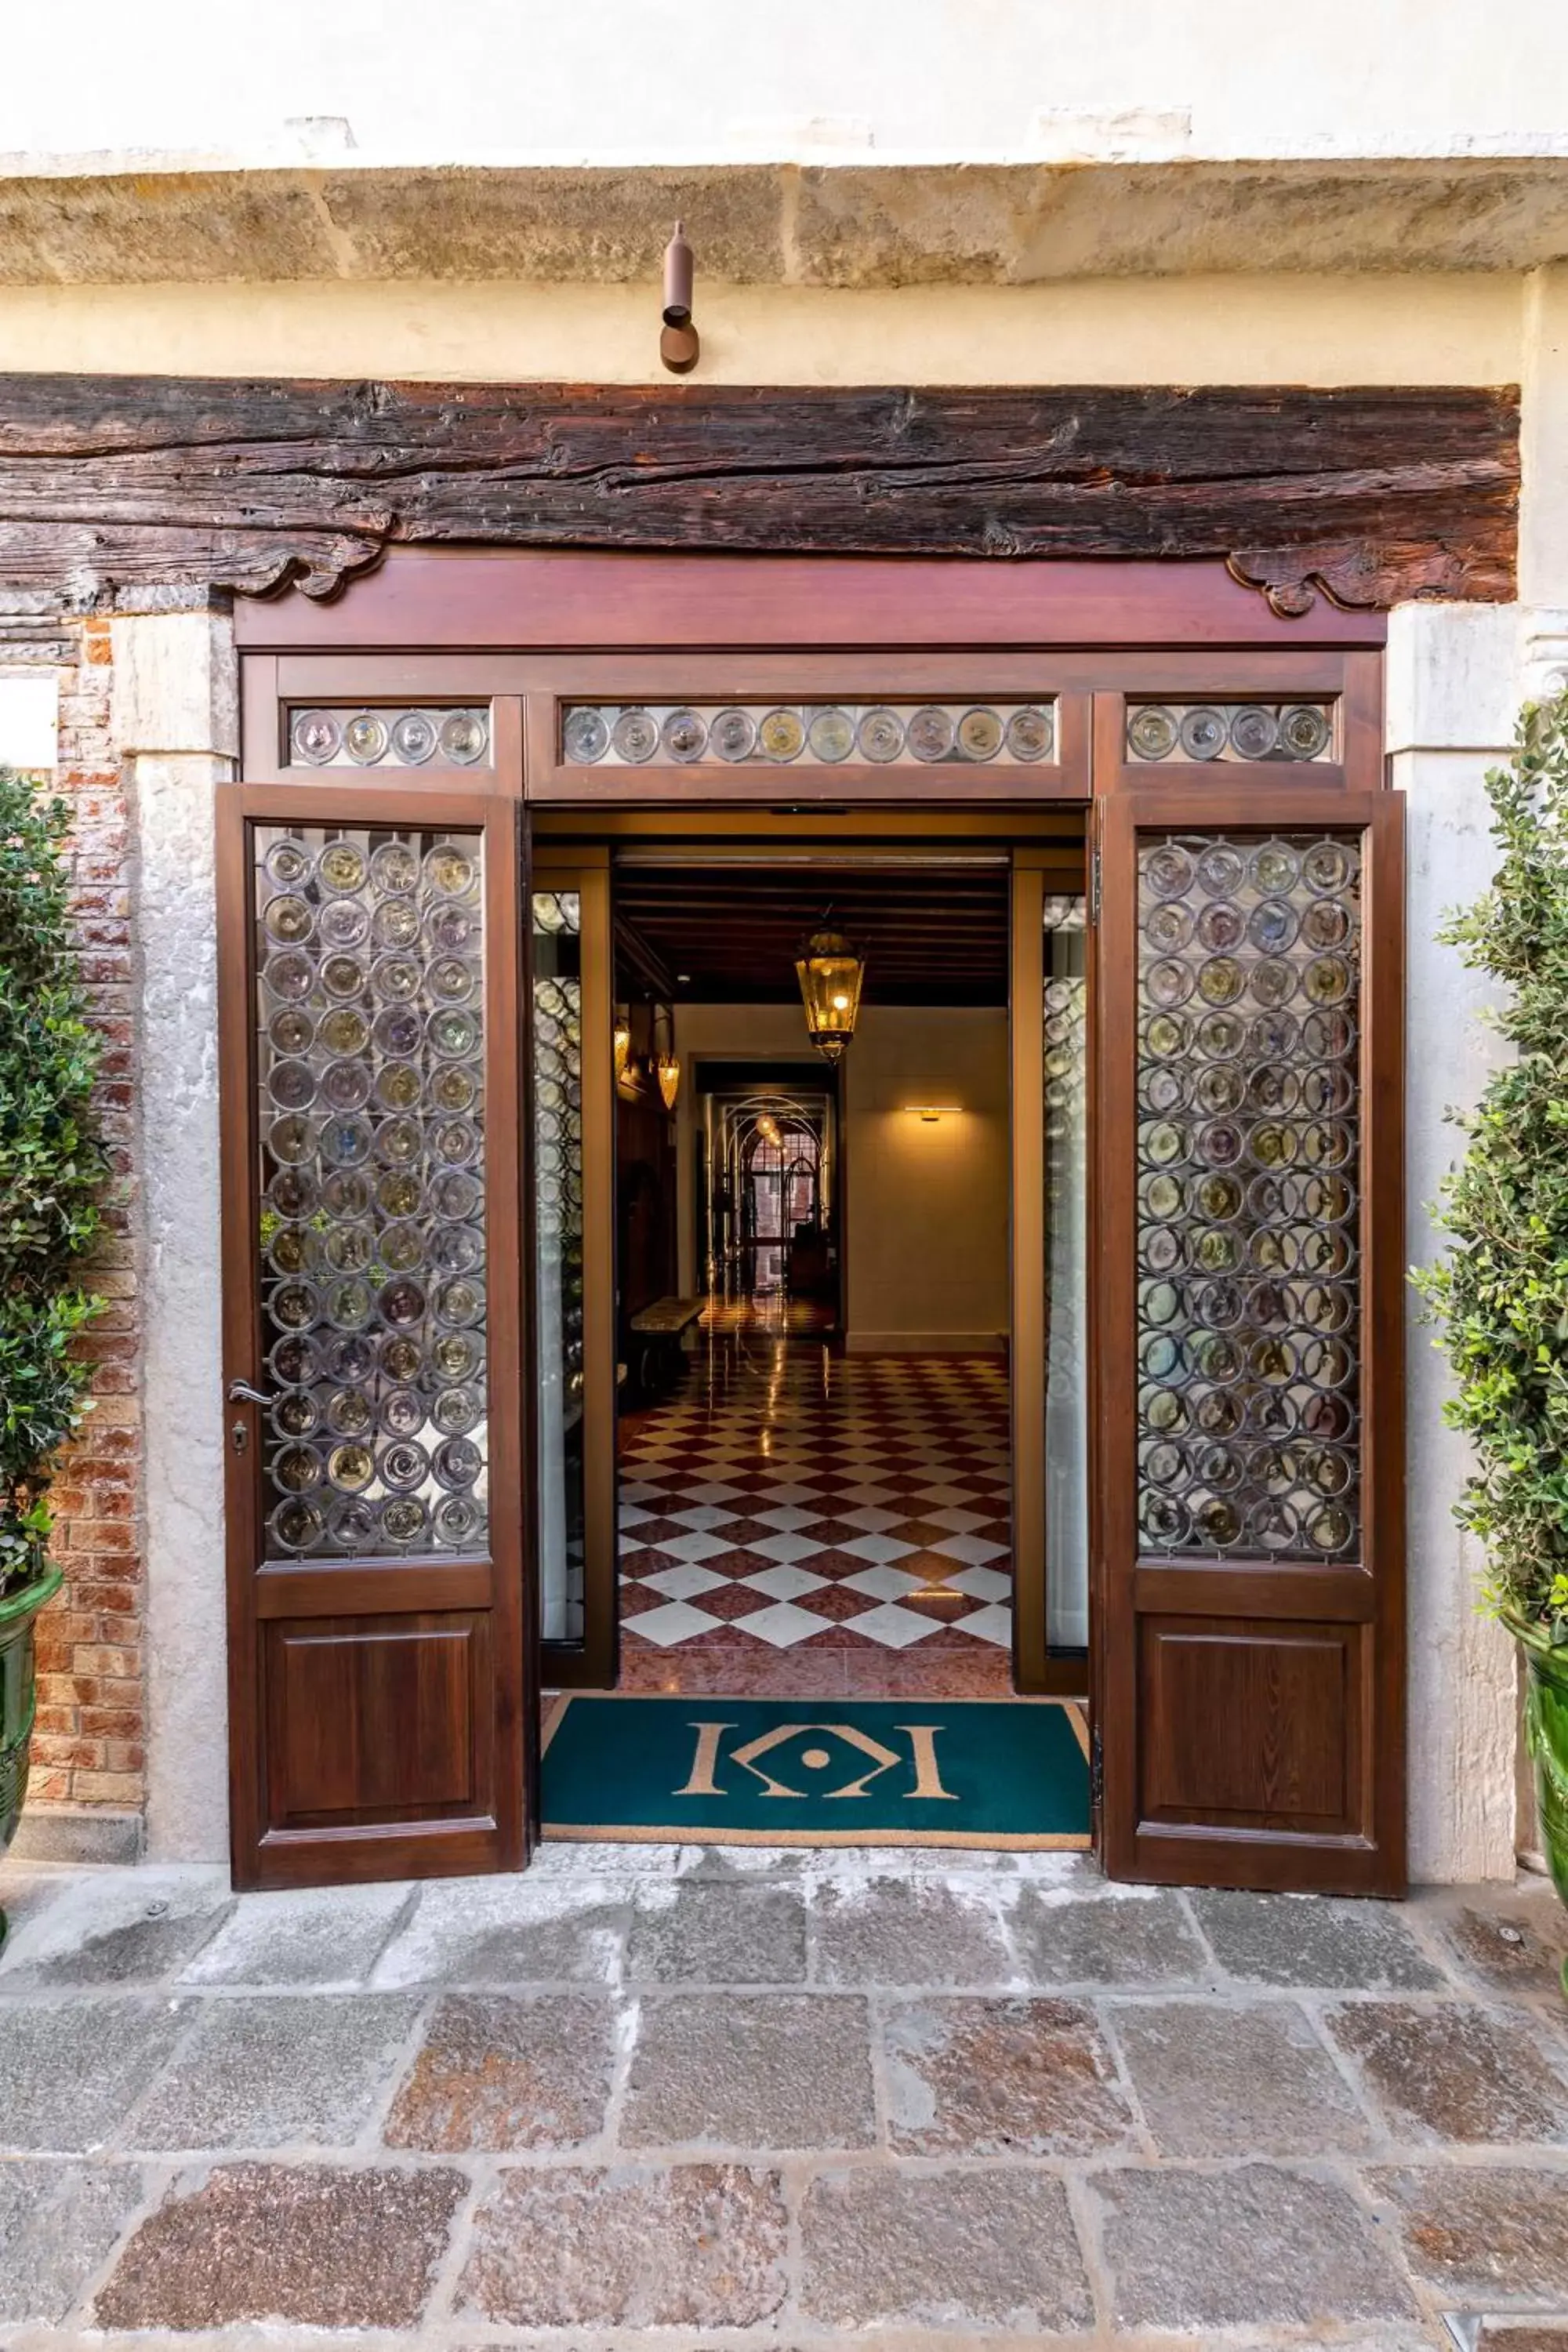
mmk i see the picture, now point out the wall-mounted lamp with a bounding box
[903,1104,958,1123]
[660,222,700,374]
[613,1008,632,1082]
[653,1003,681,1109]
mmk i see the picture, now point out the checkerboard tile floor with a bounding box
[619,1324,1014,1693]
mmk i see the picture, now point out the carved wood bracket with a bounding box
[0,376,1518,615]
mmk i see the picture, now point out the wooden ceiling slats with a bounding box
[612,856,1024,1007]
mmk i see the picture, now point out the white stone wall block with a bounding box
[1385,602,1522,756]
[112,612,238,759]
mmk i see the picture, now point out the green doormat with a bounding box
[541,1694,1091,1849]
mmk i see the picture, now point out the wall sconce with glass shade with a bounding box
[795,924,866,1063]
[612,1007,632,1083]
[653,1003,681,1109]
[903,1104,959,1123]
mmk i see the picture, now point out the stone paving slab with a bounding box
[1367,2165,1568,2306]
[369,1872,636,1987]
[0,1852,1563,2345]
[811,1870,1017,1986]
[884,1994,1134,2154]
[1090,2161,1420,2331]
[122,1991,424,2151]
[0,1996,194,2151]
[176,1881,414,1989]
[0,2161,149,2325]
[1109,1994,1377,2155]
[0,1864,234,1989]
[798,2165,1094,2332]
[1004,1880,1214,1986]
[92,2162,469,2331]
[1188,1886,1452,1990]
[457,2162,789,2328]
[1329,2002,1568,2145]
[622,1991,876,2148]
[383,1991,619,2152]
[627,1877,809,1982]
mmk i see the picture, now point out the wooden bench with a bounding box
[628,1297,705,1398]
[630,1298,705,1338]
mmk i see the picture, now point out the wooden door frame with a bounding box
[229,547,1395,1889]
[530,843,619,1690]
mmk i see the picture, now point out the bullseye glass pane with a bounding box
[533,891,586,1642]
[1135,831,1361,1561]
[253,823,488,1558]
[561,700,1055,768]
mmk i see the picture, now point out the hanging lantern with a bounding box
[656,1052,681,1110]
[795,924,866,1063]
[613,1008,632,1082]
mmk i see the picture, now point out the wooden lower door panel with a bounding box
[1137,1610,1365,1838]
[263,1609,495,1835]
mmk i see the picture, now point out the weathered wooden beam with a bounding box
[0,376,1518,615]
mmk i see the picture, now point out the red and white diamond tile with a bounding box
[618,1338,1013,1686]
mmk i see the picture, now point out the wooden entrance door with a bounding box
[219,783,530,1889]
[1092,751,1406,1891]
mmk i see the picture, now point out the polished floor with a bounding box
[618,1301,1014,1696]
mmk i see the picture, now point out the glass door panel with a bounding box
[1044,900,1090,1648]
[531,887,586,1642]
[530,856,617,1686]
[254,821,490,1563]
[1012,854,1091,1693]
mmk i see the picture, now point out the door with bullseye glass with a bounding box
[218,784,528,1889]
[1094,782,1405,1895]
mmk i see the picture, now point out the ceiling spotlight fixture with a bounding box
[795,919,866,1064]
[660,221,700,375]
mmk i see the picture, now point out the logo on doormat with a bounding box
[675,1719,957,1802]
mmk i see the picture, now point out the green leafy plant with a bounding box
[0,767,107,1600]
[1414,691,1568,1647]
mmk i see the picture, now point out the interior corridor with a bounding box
[619,1303,1014,1696]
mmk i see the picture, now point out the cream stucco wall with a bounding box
[843,1008,1010,1356]
[0,274,1523,388]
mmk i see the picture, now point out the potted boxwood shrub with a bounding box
[1,766,106,1948]
[1415,691,1568,1957]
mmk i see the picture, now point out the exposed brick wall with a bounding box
[6,608,146,1817]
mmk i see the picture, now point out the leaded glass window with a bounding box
[1135,832,1361,1561]
[253,824,488,1559]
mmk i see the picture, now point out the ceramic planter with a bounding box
[1514,1618,1568,1992]
[0,1561,64,1952]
